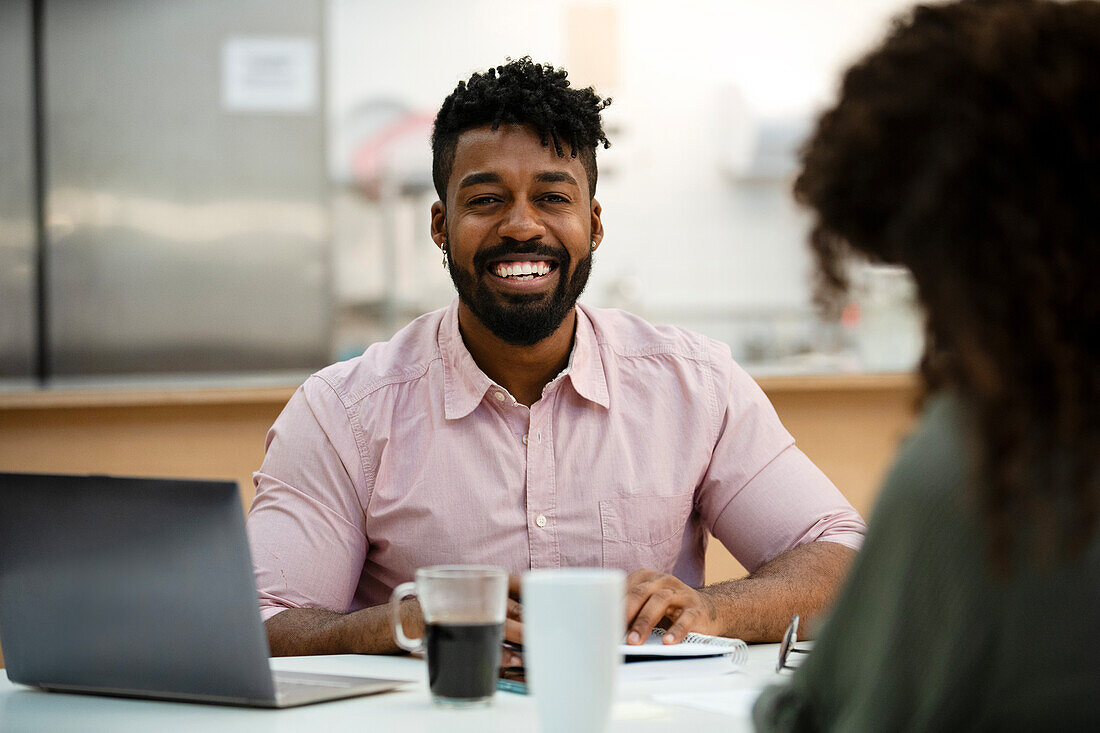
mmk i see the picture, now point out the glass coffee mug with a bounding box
[390,565,508,707]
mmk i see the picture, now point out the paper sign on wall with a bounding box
[222,37,317,113]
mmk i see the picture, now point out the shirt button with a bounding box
[493,391,506,402]
[535,514,547,528]
[522,434,529,445]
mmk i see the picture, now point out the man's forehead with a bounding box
[457,170,580,191]
[450,123,585,182]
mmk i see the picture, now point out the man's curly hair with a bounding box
[431,57,611,201]
[796,0,1100,570]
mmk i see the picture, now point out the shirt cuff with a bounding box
[259,604,292,622]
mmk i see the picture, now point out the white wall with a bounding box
[327,0,917,359]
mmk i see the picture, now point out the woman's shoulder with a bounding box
[873,392,977,523]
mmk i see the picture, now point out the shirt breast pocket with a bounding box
[599,493,693,574]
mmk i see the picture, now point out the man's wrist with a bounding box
[342,597,424,654]
[397,597,424,644]
[697,583,738,637]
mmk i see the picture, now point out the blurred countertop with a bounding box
[0,370,916,410]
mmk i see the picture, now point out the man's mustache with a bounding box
[472,240,571,271]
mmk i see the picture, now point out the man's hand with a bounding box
[623,569,720,645]
[621,542,856,646]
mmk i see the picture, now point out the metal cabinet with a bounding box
[0,0,37,380]
[40,0,330,377]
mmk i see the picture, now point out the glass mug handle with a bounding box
[390,581,422,652]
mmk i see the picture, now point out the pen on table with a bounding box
[497,678,528,695]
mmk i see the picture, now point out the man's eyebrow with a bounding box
[457,172,502,189]
[536,171,579,186]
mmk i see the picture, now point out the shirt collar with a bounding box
[568,303,610,409]
[439,300,495,420]
[439,299,610,421]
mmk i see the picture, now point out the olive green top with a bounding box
[753,394,1100,731]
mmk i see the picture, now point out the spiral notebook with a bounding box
[621,629,748,665]
[498,629,748,694]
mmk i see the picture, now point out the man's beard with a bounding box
[448,239,592,347]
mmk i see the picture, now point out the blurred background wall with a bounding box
[1,0,924,390]
[326,0,924,373]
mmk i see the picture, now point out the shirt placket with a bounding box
[525,388,560,569]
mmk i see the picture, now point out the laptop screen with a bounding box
[0,473,276,703]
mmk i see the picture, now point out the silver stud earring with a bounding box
[590,240,597,251]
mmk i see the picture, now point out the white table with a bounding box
[0,644,790,732]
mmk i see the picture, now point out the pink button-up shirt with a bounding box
[247,300,865,620]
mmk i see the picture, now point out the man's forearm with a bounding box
[700,540,856,642]
[264,599,421,656]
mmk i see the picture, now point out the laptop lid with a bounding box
[0,473,278,705]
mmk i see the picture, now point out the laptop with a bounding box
[0,472,407,707]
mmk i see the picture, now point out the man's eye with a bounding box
[542,194,570,204]
[468,196,499,206]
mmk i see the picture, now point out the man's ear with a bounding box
[430,201,446,249]
[590,199,604,251]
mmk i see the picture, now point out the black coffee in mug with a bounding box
[425,621,504,702]
[390,566,508,707]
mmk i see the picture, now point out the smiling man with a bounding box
[247,58,866,656]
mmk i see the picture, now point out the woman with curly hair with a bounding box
[754,0,1100,729]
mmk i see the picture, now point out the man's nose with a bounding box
[497,200,546,242]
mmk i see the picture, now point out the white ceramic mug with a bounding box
[522,568,625,733]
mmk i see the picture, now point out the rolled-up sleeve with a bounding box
[694,346,866,573]
[246,377,368,621]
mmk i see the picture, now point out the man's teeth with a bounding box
[492,261,553,278]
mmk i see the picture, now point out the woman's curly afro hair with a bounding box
[796,0,1100,570]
